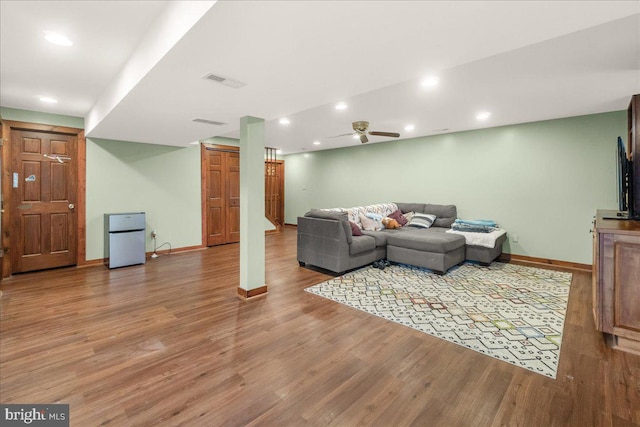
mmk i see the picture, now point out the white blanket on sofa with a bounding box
[322,203,399,227]
[446,228,507,248]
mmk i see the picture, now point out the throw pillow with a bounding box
[407,212,436,229]
[388,209,408,226]
[402,211,415,223]
[382,217,401,229]
[349,221,363,236]
[359,213,382,231]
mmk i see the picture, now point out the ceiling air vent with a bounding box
[202,73,246,89]
[192,118,227,126]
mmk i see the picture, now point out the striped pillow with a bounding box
[407,213,436,229]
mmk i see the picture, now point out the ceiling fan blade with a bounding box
[369,131,400,138]
[327,132,355,139]
[360,134,368,143]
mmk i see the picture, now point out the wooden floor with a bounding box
[1,227,639,427]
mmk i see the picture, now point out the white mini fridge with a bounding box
[104,212,146,268]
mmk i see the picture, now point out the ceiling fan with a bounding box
[330,121,401,143]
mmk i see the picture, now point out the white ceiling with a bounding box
[1,1,639,155]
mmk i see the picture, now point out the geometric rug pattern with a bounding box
[305,262,572,378]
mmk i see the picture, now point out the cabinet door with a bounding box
[599,233,616,333]
[592,228,602,330]
[612,234,640,338]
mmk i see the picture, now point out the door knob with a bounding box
[69,204,75,210]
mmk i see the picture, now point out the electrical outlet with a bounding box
[512,234,519,243]
[151,230,157,238]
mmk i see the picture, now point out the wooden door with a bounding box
[10,129,77,273]
[226,152,240,243]
[204,145,239,246]
[206,148,225,246]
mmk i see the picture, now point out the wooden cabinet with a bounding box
[592,210,640,355]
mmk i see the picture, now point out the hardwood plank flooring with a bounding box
[1,227,638,426]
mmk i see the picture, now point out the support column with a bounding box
[237,116,267,299]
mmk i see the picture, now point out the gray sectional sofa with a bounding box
[297,202,506,275]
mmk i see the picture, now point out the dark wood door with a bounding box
[226,152,240,243]
[10,129,77,273]
[206,149,225,246]
[204,146,239,246]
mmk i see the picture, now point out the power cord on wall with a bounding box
[151,230,172,258]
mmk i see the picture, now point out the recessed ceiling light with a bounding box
[476,111,491,121]
[313,141,321,145]
[404,124,415,132]
[279,118,290,125]
[39,96,58,104]
[44,31,73,47]
[421,76,439,88]
[352,134,360,140]
[189,141,200,145]
[276,149,282,154]
[335,102,347,110]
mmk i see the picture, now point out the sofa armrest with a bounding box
[297,216,352,272]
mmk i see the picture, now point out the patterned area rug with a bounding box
[305,262,572,378]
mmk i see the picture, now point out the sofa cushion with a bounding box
[349,235,376,255]
[361,230,391,246]
[395,202,426,214]
[407,213,436,229]
[387,231,466,254]
[424,204,457,228]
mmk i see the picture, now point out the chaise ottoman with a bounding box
[386,230,466,274]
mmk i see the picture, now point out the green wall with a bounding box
[284,111,626,265]
[2,107,626,265]
[1,107,84,128]
[1,107,202,261]
[86,138,201,260]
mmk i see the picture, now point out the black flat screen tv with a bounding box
[610,136,637,220]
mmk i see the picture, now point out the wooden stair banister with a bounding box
[265,147,283,233]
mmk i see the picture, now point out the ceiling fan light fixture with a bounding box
[352,134,360,140]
